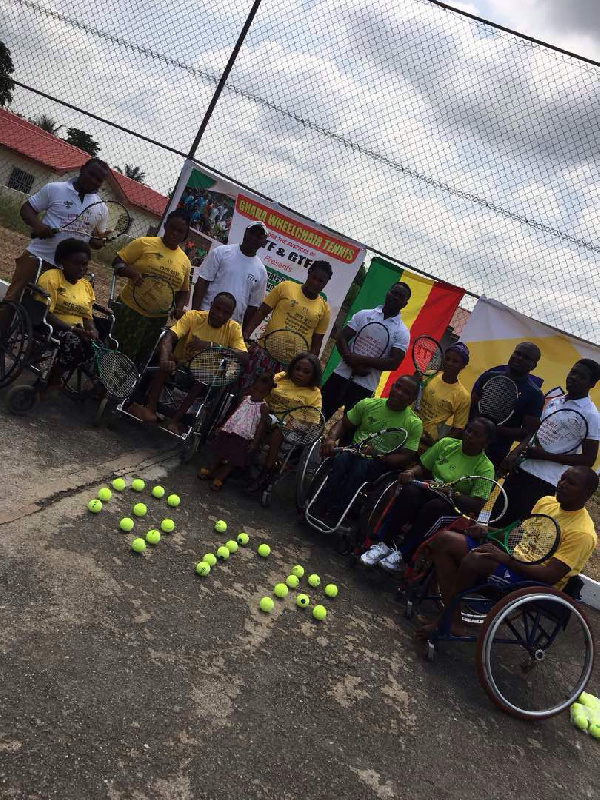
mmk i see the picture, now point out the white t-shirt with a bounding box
[26,180,108,266]
[521,394,600,486]
[196,244,267,324]
[333,305,410,392]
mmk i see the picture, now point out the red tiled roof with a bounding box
[0,109,168,218]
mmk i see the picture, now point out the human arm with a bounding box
[192,277,210,310]
[249,404,270,453]
[242,302,272,339]
[524,439,599,469]
[157,330,178,372]
[468,544,569,586]
[174,290,188,320]
[112,245,144,286]
[336,324,368,376]
[496,412,540,445]
[320,414,357,457]
[310,332,324,357]
[20,199,54,239]
[242,305,259,335]
[351,345,405,373]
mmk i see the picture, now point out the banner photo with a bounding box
[323,256,464,395]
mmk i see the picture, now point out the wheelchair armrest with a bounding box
[92,303,115,319]
[26,284,51,303]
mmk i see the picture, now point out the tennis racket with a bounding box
[34,200,132,242]
[278,405,325,448]
[90,341,138,398]
[132,275,176,316]
[332,427,408,459]
[478,375,520,424]
[261,329,309,366]
[522,407,588,460]
[412,335,444,411]
[482,513,561,565]
[411,476,508,524]
[186,346,243,388]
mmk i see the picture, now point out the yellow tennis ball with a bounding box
[132,502,147,517]
[87,499,103,513]
[273,583,289,598]
[257,544,271,558]
[296,594,310,608]
[216,546,230,560]
[203,553,217,567]
[589,723,600,739]
[237,532,249,546]
[145,529,161,545]
[324,583,338,598]
[119,517,134,532]
[111,477,126,491]
[131,479,145,492]
[167,494,180,507]
[97,487,112,502]
[131,537,146,553]
[195,561,211,576]
[307,574,321,588]
[312,605,327,621]
[259,596,274,613]
[160,519,175,533]
[215,520,227,533]
[225,539,238,553]
[291,565,305,578]
[286,574,299,589]
[573,714,589,731]
[151,485,165,498]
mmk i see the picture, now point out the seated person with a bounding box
[416,342,471,449]
[246,352,322,493]
[317,376,422,526]
[129,292,247,428]
[36,238,98,390]
[360,417,496,573]
[422,465,599,638]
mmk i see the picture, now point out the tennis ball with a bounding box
[259,596,274,613]
[324,583,338,598]
[215,520,227,533]
[97,487,112,502]
[131,479,145,492]
[195,560,211,576]
[237,532,249,546]
[257,544,271,558]
[307,573,321,588]
[131,537,146,553]
[151,485,165,498]
[132,502,147,517]
[167,494,180,507]
[296,594,310,608]
[216,546,230,560]
[274,583,289,598]
[573,714,589,731]
[160,519,175,533]
[286,574,299,589]
[112,477,126,492]
[203,553,217,567]
[145,529,161,545]
[589,724,600,739]
[291,565,305,578]
[119,517,134,532]
[87,499,103,513]
[225,539,238,553]
[313,604,327,621]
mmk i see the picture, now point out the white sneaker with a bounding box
[360,542,391,567]
[379,549,404,574]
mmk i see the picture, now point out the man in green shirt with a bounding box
[317,376,422,525]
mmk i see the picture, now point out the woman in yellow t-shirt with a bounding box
[111,209,192,365]
[36,238,98,388]
[417,342,471,448]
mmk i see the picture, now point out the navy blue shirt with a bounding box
[471,365,544,466]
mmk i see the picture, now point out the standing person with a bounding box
[192,221,268,328]
[497,359,600,525]
[470,342,544,469]
[321,282,412,420]
[111,210,191,365]
[416,342,471,447]
[4,159,110,304]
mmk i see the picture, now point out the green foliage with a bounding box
[65,128,101,157]
[0,190,28,235]
[31,114,62,135]
[115,164,146,183]
[0,41,15,107]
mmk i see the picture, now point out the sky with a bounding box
[1,0,598,342]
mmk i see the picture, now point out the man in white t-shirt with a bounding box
[191,221,268,327]
[4,158,110,304]
[498,358,600,525]
[321,282,412,420]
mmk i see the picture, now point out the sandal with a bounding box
[198,468,212,481]
[209,480,223,492]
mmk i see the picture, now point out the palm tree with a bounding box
[115,164,146,183]
[31,114,62,135]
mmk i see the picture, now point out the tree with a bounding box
[65,127,100,157]
[31,114,62,135]
[0,41,15,107]
[115,163,146,183]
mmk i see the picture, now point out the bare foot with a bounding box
[161,418,183,434]
[415,618,471,640]
[128,402,158,423]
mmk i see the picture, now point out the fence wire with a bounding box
[1,0,598,342]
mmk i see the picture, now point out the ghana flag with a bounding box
[323,257,465,397]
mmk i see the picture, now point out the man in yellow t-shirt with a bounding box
[417,342,471,446]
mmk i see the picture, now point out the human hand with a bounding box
[320,438,336,458]
[33,222,56,239]
[87,327,100,342]
[470,543,510,564]
[398,470,416,485]
[173,307,185,320]
[464,524,488,541]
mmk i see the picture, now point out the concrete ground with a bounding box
[0,394,598,800]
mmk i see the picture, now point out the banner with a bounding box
[323,257,465,395]
[166,160,365,341]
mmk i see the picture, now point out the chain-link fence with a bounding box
[1,0,598,342]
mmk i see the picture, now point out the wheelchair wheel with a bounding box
[63,361,97,399]
[357,473,397,541]
[295,438,322,510]
[93,396,110,428]
[5,383,37,416]
[260,488,272,508]
[476,586,595,720]
[181,430,200,463]
[0,301,33,389]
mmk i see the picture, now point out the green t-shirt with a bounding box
[420,437,494,499]
[346,398,423,452]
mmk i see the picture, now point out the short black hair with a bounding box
[253,372,276,390]
[518,341,541,362]
[213,291,237,310]
[82,158,109,172]
[570,466,600,495]
[54,237,92,265]
[165,208,190,232]
[575,359,600,386]
[396,281,412,299]
[469,415,497,444]
[393,375,420,394]
[309,260,333,280]
[286,351,322,388]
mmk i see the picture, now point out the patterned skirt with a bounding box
[111,302,167,367]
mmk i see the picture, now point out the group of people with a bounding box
[178,187,231,241]
[3,160,599,627]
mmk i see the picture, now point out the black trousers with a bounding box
[321,371,373,420]
[379,484,457,559]
[496,467,555,526]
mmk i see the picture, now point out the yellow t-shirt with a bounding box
[37,269,94,326]
[117,237,191,318]
[417,373,471,440]
[261,281,330,346]
[267,371,322,415]
[528,495,597,590]
[170,310,246,362]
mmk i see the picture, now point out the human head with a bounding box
[162,209,190,249]
[566,359,600,399]
[208,292,236,328]
[54,238,91,283]
[303,260,332,299]
[287,352,322,388]
[241,221,269,256]
[507,342,541,378]
[386,375,419,411]
[462,416,496,456]
[383,281,411,316]
[556,466,599,511]
[76,158,109,194]
[249,372,276,401]
[442,342,470,379]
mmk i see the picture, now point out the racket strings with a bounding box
[280,409,324,447]
[187,348,242,387]
[352,323,389,357]
[95,349,138,398]
[133,276,175,314]
[479,377,519,423]
[536,410,587,453]
[358,428,408,455]
[262,330,308,365]
[413,339,443,374]
[507,516,560,562]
